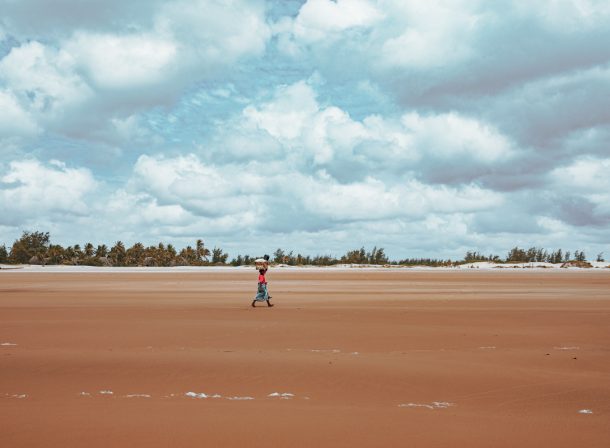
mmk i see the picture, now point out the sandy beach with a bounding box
[1,269,609,447]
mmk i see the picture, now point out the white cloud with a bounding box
[0,89,40,137]
[242,80,515,179]
[275,0,483,68]
[130,154,267,220]
[0,41,93,117]
[0,159,97,225]
[273,0,382,56]
[551,157,610,191]
[401,112,514,163]
[122,151,503,238]
[243,81,319,141]
[0,0,271,141]
[303,176,502,221]
[551,157,610,217]
[65,32,178,90]
[156,0,270,63]
[244,81,370,165]
[378,0,481,69]
[292,0,382,42]
[547,157,610,226]
[516,0,610,31]
[105,190,192,227]
[110,114,160,144]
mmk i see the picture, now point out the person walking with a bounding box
[252,255,273,307]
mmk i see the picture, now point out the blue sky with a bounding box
[1,0,610,259]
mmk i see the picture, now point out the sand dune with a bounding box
[1,270,609,447]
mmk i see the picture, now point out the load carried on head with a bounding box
[255,254,270,270]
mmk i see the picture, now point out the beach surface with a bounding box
[1,269,609,447]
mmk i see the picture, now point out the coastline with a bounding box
[1,261,609,273]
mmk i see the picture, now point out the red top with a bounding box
[258,273,266,284]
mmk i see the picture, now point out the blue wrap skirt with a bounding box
[255,283,269,301]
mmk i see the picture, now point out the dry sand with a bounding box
[1,269,609,447]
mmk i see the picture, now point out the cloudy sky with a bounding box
[1,0,610,259]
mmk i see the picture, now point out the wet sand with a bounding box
[1,269,609,447]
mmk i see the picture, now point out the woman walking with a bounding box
[252,255,273,307]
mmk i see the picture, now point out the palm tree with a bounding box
[165,244,177,267]
[110,241,126,266]
[179,246,197,265]
[47,244,65,265]
[211,247,229,264]
[84,243,94,257]
[95,244,108,258]
[196,239,210,263]
[126,242,145,266]
[155,242,166,266]
[73,244,84,262]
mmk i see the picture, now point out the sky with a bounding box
[1,0,610,260]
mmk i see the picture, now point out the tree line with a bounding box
[0,231,605,267]
[0,231,228,267]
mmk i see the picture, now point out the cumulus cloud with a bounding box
[64,32,178,90]
[0,41,93,119]
[517,0,610,31]
[378,0,481,69]
[156,0,270,62]
[0,89,40,138]
[0,0,270,142]
[548,157,610,227]
[241,80,516,183]
[129,154,267,225]
[116,147,504,245]
[303,176,502,221]
[273,1,610,125]
[292,0,381,41]
[0,159,97,225]
[244,81,320,141]
[551,157,610,191]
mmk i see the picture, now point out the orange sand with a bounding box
[1,269,609,447]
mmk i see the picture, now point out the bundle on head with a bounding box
[255,258,269,270]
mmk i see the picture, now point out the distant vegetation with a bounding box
[0,231,604,267]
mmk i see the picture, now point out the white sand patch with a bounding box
[399,401,454,409]
[79,392,91,396]
[226,396,254,401]
[99,390,114,395]
[578,409,593,414]
[1,342,18,346]
[310,349,341,353]
[185,392,222,399]
[268,392,295,399]
[4,394,28,399]
[554,346,580,350]
[124,394,151,398]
